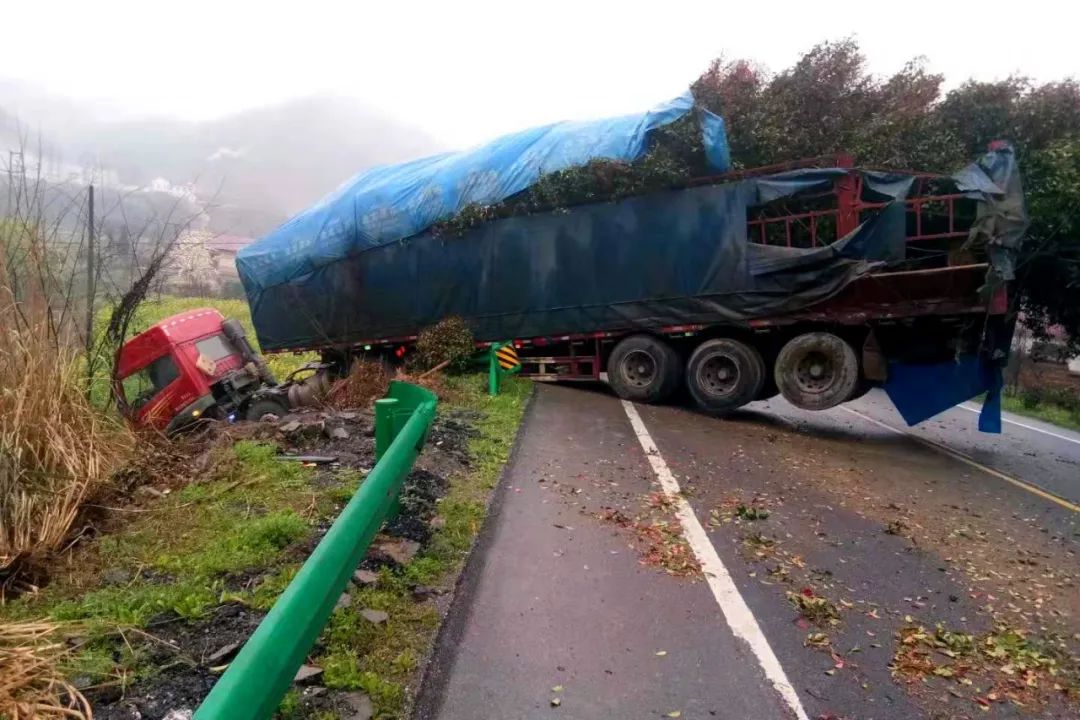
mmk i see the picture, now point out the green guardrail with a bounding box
[194,380,438,720]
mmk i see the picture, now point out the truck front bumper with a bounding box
[165,394,217,435]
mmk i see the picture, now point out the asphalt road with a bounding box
[418,383,1078,720]
[754,388,1080,506]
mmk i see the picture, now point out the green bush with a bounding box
[411,316,476,371]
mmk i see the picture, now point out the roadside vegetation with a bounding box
[1001,387,1080,432]
[0,364,529,718]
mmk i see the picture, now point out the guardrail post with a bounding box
[488,344,501,396]
[374,397,399,461]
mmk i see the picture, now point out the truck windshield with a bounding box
[122,354,180,410]
[195,335,235,362]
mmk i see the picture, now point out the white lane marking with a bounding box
[621,400,810,720]
[840,407,1080,513]
[955,404,1080,446]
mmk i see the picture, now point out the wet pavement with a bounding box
[419,383,1078,720]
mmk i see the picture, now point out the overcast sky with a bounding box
[4,1,1076,148]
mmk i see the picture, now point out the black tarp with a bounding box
[240,148,1023,354]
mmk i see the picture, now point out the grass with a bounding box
[1,439,342,692]
[999,391,1080,432]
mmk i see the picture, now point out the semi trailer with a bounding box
[117,97,1026,432]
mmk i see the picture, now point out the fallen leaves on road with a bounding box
[595,497,701,578]
[787,587,841,626]
[891,622,1077,709]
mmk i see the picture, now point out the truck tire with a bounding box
[774,332,859,411]
[244,396,290,422]
[608,335,682,404]
[686,338,765,413]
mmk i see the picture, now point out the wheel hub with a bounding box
[699,354,739,397]
[795,350,834,393]
[622,349,658,388]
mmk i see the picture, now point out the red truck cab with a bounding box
[116,308,283,432]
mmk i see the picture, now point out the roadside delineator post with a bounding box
[488,341,522,396]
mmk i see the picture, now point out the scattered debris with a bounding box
[340,691,374,720]
[883,519,907,536]
[205,642,241,665]
[293,664,324,684]
[736,505,770,521]
[369,538,421,567]
[360,609,389,625]
[352,569,380,586]
[891,623,1076,708]
[594,494,701,578]
[276,455,339,464]
[787,588,841,626]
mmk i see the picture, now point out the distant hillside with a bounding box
[0,81,443,237]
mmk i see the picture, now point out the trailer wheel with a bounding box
[244,396,290,422]
[608,335,682,403]
[686,339,765,413]
[774,332,858,411]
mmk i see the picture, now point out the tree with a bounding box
[692,40,1080,346]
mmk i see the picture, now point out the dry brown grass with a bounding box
[0,315,133,581]
[0,619,91,720]
[1,249,133,585]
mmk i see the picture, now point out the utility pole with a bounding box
[85,184,95,388]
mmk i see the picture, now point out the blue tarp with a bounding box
[238,93,729,291]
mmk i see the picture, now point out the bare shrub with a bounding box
[326,359,392,409]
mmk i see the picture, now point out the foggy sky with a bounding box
[4,0,1076,149]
